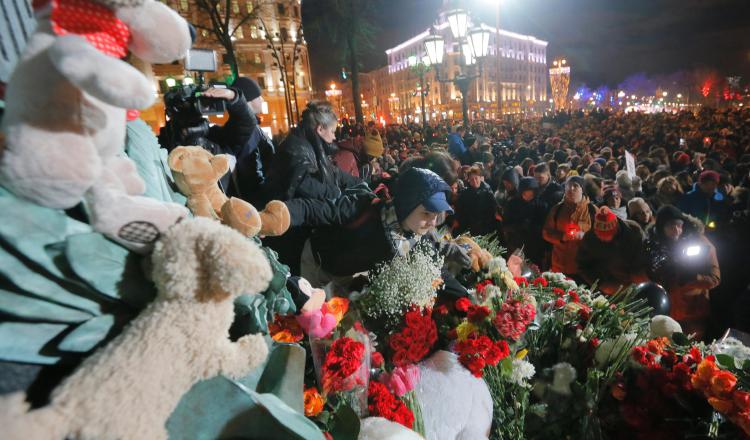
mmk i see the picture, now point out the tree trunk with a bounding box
[348,35,363,124]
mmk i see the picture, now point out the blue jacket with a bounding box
[448,132,467,159]
[677,183,729,225]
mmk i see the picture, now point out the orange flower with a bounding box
[734,390,750,412]
[646,337,669,354]
[709,397,736,414]
[323,297,349,324]
[691,359,719,391]
[709,370,738,398]
[269,315,303,343]
[304,387,325,417]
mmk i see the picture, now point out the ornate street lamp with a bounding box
[424,34,445,65]
[468,27,491,58]
[446,9,469,39]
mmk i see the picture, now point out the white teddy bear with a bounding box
[0,217,273,440]
[0,0,192,252]
[416,350,493,440]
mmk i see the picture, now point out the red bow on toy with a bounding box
[48,0,130,58]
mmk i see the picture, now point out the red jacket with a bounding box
[333,136,364,178]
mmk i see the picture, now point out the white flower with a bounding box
[711,337,750,366]
[487,256,507,277]
[358,245,443,327]
[592,295,609,309]
[549,362,577,396]
[595,333,639,367]
[476,284,502,304]
[509,359,536,386]
[650,315,682,339]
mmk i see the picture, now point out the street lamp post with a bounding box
[424,9,490,129]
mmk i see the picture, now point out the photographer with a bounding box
[203,77,273,204]
[645,205,720,340]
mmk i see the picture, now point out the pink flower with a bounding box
[380,364,421,397]
[296,309,337,338]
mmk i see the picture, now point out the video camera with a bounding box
[159,49,227,153]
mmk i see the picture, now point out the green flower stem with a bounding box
[403,390,425,437]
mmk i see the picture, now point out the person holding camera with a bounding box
[644,205,721,340]
[202,77,273,205]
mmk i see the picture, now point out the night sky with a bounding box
[302,0,750,90]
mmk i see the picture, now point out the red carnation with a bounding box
[532,277,548,287]
[493,299,536,340]
[475,279,494,296]
[455,333,509,377]
[368,381,414,428]
[372,351,384,368]
[455,298,471,313]
[467,305,491,323]
[389,308,437,366]
[514,277,529,287]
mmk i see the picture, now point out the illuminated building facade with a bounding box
[144,0,312,134]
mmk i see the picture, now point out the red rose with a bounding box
[475,279,494,296]
[455,298,471,313]
[389,309,437,366]
[590,337,601,348]
[568,291,580,303]
[321,337,365,392]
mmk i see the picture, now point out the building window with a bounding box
[250,25,258,39]
[280,27,289,41]
[277,3,286,15]
[254,53,261,64]
[232,0,238,13]
[294,5,300,18]
[235,26,244,39]
[179,0,188,10]
[257,76,265,89]
[246,0,253,13]
[200,29,208,37]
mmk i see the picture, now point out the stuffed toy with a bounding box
[416,350,493,440]
[358,417,424,440]
[0,0,193,252]
[455,236,492,272]
[167,145,290,237]
[0,217,273,440]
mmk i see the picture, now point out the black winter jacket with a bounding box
[207,90,273,202]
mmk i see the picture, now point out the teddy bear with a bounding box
[0,217,273,440]
[455,236,493,272]
[167,145,291,237]
[0,0,193,252]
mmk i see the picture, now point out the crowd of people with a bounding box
[215,76,750,342]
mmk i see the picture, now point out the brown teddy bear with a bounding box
[168,146,289,237]
[455,236,492,272]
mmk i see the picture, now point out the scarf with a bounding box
[380,202,421,257]
[569,195,593,233]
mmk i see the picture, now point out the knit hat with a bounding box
[655,205,687,237]
[565,175,584,189]
[594,206,619,240]
[394,167,453,221]
[364,130,384,158]
[518,176,539,194]
[674,152,691,167]
[594,157,607,167]
[698,170,720,184]
[232,76,262,101]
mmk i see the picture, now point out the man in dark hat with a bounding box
[203,76,274,204]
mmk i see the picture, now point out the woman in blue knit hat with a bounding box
[302,167,471,295]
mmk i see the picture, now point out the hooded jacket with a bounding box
[677,183,730,226]
[644,207,720,331]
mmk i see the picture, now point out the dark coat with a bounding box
[676,183,730,226]
[261,127,362,274]
[207,91,273,203]
[502,196,548,266]
[576,218,646,289]
[537,180,564,211]
[454,182,498,236]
